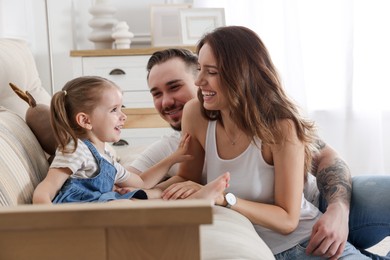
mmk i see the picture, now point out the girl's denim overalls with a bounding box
[53,140,147,203]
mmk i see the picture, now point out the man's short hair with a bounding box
[146,48,198,79]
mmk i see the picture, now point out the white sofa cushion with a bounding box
[201,206,275,259]
[0,108,48,206]
[0,38,51,118]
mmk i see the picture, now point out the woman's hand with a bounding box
[161,180,203,200]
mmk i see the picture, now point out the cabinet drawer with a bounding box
[81,56,153,107]
[82,56,149,92]
[122,91,152,108]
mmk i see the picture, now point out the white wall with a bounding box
[1,0,191,95]
[42,0,178,95]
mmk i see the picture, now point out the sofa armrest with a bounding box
[0,199,212,260]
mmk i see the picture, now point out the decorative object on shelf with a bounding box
[88,0,118,49]
[150,4,191,47]
[112,21,134,49]
[180,8,225,45]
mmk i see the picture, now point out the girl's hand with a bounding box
[115,186,133,195]
[170,133,194,164]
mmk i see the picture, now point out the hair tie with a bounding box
[63,90,67,96]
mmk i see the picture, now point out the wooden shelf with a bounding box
[70,46,196,57]
[122,107,169,129]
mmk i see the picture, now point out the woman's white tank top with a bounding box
[205,120,321,254]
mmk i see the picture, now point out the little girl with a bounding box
[33,76,196,204]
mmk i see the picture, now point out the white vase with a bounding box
[112,21,134,49]
[88,0,118,49]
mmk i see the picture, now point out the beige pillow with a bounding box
[0,108,49,206]
[0,39,51,118]
[0,38,55,158]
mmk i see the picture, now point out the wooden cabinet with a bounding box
[70,47,195,108]
[81,55,151,107]
[71,49,151,108]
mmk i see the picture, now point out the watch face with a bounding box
[225,193,236,207]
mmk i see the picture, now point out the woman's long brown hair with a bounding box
[196,26,318,176]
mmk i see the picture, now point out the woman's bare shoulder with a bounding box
[183,98,202,114]
[182,99,207,132]
[276,118,300,143]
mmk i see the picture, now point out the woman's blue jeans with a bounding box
[319,175,390,259]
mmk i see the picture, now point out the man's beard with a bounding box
[170,123,181,131]
[163,105,182,131]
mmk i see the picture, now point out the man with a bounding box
[128,48,390,259]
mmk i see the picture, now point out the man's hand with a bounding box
[306,202,349,260]
[307,139,352,259]
[161,180,203,200]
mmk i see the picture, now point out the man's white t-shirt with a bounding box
[130,131,207,183]
[130,131,181,178]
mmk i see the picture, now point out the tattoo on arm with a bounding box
[316,139,326,150]
[311,139,326,174]
[316,158,352,206]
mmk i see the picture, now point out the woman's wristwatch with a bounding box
[224,192,237,208]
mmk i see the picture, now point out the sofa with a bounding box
[0,38,275,260]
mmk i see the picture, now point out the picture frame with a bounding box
[150,4,191,47]
[179,8,225,45]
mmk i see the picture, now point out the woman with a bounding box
[162,26,369,259]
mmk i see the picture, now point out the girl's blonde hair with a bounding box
[50,76,118,153]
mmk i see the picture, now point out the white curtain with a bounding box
[193,0,390,176]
